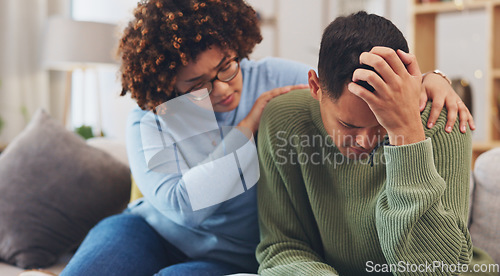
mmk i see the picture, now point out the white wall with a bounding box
[248,0,392,67]
[273,0,324,67]
[69,0,488,142]
[437,10,487,141]
[71,0,139,142]
[72,0,137,25]
[248,0,488,141]
[392,2,488,141]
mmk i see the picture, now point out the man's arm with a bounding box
[256,102,339,276]
[376,110,473,274]
[349,47,473,274]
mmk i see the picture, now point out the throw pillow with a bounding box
[0,109,131,268]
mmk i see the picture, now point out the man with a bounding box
[256,12,496,275]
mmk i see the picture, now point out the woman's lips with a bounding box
[217,93,234,106]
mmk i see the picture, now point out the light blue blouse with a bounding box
[126,57,312,272]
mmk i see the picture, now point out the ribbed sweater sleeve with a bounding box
[376,106,473,275]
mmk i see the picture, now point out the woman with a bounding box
[61,1,474,275]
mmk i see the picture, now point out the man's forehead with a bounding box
[330,89,379,128]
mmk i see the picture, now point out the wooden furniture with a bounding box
[411,0,500,165]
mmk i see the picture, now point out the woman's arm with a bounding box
[398,52,475,134]
[126,108,256,227]
[421,72,475,133]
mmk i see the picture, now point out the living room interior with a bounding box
[0,0,499,275]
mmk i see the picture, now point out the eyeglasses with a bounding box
[176,57,240,101]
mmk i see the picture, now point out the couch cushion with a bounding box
[469,147,500,265]
[0,109,131,269]
[86,137,129,167]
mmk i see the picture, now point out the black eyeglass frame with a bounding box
[174,57,240,101]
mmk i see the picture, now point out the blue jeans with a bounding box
[61,213,246,276]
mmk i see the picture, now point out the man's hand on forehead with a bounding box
[347,47,425,146]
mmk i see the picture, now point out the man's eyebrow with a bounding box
[185,56,228,83]
[339,119,362,129]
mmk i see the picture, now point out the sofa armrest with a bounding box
[87,137,129,167]
[469,147,500,265]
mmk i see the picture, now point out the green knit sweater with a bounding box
[256,90,495,276]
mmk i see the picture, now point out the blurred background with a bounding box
[0,0,494,147]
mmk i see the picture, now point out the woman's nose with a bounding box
[211,79,231,97]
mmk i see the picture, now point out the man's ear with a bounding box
[308,69,321,101]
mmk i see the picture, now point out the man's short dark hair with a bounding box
[318,11,409,100]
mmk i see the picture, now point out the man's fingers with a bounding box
[352,68,387,94]
[359,52,400,88]
[396,49,413,64]
[368,47,408,77]
[347,82,378,105]
[397,50,422,77]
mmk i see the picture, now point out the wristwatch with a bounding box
[428,69,452,85]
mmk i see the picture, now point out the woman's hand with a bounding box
[399,52,475,134]
[238,84,309,134]
[420,72,475,133]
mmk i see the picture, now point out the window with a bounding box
[70,0,138,141]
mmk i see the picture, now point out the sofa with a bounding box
[0,134,130,276]
[0,110,131,276]
[0,110,499,275]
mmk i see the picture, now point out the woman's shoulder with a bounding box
[241,57,313,89]
[127,106,148,124]
[241,57,313,73]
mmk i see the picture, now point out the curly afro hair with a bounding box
[118,0,262,110]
